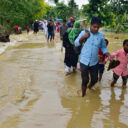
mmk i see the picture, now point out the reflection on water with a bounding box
[61,79,128,128]
[15,43,45,49]
[60,32,128,128]
[91,88,128,128]
[0,31,71,128]
[0,31,128,128]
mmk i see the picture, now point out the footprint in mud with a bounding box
[61,86,82,98]
[77,90,82,97]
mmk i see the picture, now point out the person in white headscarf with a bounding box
[42,20,48,37]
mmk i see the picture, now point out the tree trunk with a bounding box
[0,34,10,42]
[115,24,121,33]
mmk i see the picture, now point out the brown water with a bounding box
[0,31,128,128]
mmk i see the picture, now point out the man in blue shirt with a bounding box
[75,17,110,97]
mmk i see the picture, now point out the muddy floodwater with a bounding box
[0,31,128,128]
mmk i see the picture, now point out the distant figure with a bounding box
[56,22,60,32]
[6,19,10,24]
[51,21,56,40]
[42,21,48,37]
[27,25,29,33]
[14,26,22,34]
[110,39,128,87]
[60,19,68,51]
[67,17,74,28]
[70,20,75,28]
[47,20,54,41]
[33,20,39,34]
[14,26,19,33]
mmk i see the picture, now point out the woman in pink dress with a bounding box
[56,22,60,33]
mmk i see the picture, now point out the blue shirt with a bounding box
[74,30,108,66]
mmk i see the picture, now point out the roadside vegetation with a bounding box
[0,0,127,34]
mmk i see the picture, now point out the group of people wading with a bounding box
[60,17,128,97]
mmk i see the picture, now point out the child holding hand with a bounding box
[110,39,128,87]
[98,39,109,81]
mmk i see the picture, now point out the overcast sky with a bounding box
[73,0,89,8]
[45,0,89,8]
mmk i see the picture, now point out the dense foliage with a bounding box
[0,0,47,33]
[44,0,80,20]
[68,0,80,20]
[110,0,128,33]
[0,0,127,33]
[54,3,69,20]
[82,0,128,32]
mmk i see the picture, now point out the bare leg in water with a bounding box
[82,86,87,97]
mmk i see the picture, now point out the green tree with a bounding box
[68,0,80,20]
[82,0,115,26]
[54,3,69,20]
[43,5,56,20]
[110,0,128,33]
[110,0,128,14]
[0,0,47,33]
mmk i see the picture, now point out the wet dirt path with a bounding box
[0,31,128,128]
[0,32,71,128]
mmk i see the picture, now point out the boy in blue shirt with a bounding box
[75,17,111,97]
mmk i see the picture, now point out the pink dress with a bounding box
[111,49,128,76]
[56,24,60,32]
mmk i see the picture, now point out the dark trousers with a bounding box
[48,31,53,40]
[98,64,105,74]
[113,73,127,82]
[80,63,98,86]
[51,31,55,40]
[64,47,78,68]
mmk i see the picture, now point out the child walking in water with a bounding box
[98,39,109,81]
[110,39,128,87]
[27,25,29,33]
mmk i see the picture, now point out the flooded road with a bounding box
[0,31,128,128]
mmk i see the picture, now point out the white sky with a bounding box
[45,0,89,9]
[73,0,89,8]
